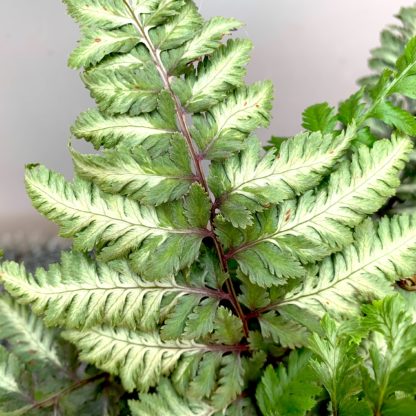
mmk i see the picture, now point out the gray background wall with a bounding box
[1,0,415,235]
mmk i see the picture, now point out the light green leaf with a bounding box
[25,165,206,279]
[0,253,223,331]
[150,1,203,51]
[63,0,132,30]
[71,106,177,150]
[184,298,219,339]
[256,350,321,416]
[63,328,207,391]
[185,39,253,113]
[0,294,62,370]
[360,295,416,414]
[0,347,31,413]
[308,315,362,415]
[370,100,416,136]
[213,306,243,345]
[302,102,337,133]
[210,126,355,228]
[129,379,215,416]
[211,354,245,409]
[276,215,416,317]
[178,16,242,65]
[275,135,412,258]
[193,81,274,160]
[69,26,140,69]
[71,134,193,205]
[258,312,309,348]
[82,65,163,115]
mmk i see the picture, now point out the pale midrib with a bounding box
[81,124,175,134]
[231,147,343,193]
[91,329,244,352]
[278,228,416,307]
[29,180,197,235]
[5,279,221,299]
[91,330,209,352]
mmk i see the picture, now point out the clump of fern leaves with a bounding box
[0,1,416,415]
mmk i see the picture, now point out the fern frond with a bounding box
[71,105,177,150]
[71,134,194,205]
[129,379,215,416]
[193,81,274,160]
[177,16,242,67]
[308,315,363,415]
[220,136,412,282]
[150,2,203,51]
[0,294,62,370]
[69,26,140,69]
[25,165,209,278]
[63,0,132,30]
[360,295,416,414]
[302,102,338,133]
[183,39,252,113]
[0,346,31,413]
[63,327,245,394]
[0,253,225,331]
[258,312,309,348]
[256,350,321,416]
[209,125,355,228]
[277,215,416,317]
[82,65,163,115]
[274,136,412,258]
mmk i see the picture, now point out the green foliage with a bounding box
[2,1,416,415]
[256,350,321,416]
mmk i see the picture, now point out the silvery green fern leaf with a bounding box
[25,165,209,279]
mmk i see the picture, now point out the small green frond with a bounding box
[188,353,222,400]
[256,350,321,416]
[185,39,253,113]
[209,126,354,228]
[308,316,362,415]
[277,215,416,317]
[25,165,206,278]
[360,295,416,414]
[0,346,31,413]
[129,379,215,416]
[71,107,177,150]
[183,298,219,339]
[178,16,242,66]
[0,294,62,370]
[69,26,140,69]
[82,65,163,116]
[184,184,211,229]
[258,312,309,348]
[71,135,193,205]
[193,81,274,160]
[211,354,245,409]
[370,99,416,136]
[213,306,243,345]
[0,253,223,331]
[302,102,338,133]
